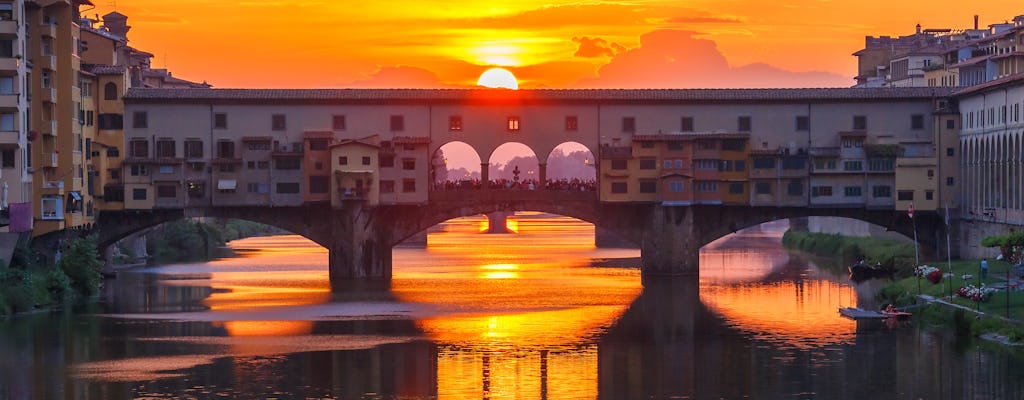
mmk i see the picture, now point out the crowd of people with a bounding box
[432,178,597,191]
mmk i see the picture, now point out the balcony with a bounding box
[40,180,64,196]
[599,145,633,159]
[37,54,55,70]
[41,152,57,168]
[0,57,19,72]
[38,22,56,38]
[0,19,18,37]
[0,129,17,145]
[40,87,55,103]
[0,92,17,109]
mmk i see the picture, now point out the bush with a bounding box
[57,235,104,296]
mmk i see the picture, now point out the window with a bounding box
[674,159,684,169]
[811,186,832,197]
[729,182,744,194]
[680,117,694,132]
[402,158,415,170]
[104,82,118,100]
[737,116,751,132]
[276,183,301,194]
[610,182,628,194]
[216,141,235,158]
[308,176,328,194]
[332,115,346,130]
[130,139,149,158]
[663,160,673,169]
[565,116,578,131]
[734,160,746,171]
[897,190,914,201]
[946,177,954,186]
[390,115,405,131]
[271,114,286,131]
[719,160,732,171]
[507,116,520,132]
[622,117,635,133]
[1,149,14,168]
[926,190,934,200]
[911,114,924,130]
[946,147,954,156]
[380,180,395,193]
[41,196,62,219]
[247,142,270,151]
[667,142,684,151]
[184,140,203,158]
[308,139,328,151]
[639,158,656,170]
[844,161,863,171]
[0,112,13,131]
[133,111,148,129]
[187,182,205,198]
[753,157,775,169]
[0,4,12,20]
[86,111,94,126]
[721,139,745,151]
[872,185,892,198]
[132,188,147,200]
[695,181,718,192]
[0,76,13,95]
[853,115,867,130]
[449,116,462,131]
[402,179,416,193]
[276,158,301,170]
[787,179,803,196]
[338,156,348,165]
[98,113,123,130]
[698,140,715,150]
[796,116,810,131]
[669,181,685,193]
[157,185,176,198]
[214,113,227,129]
[129,165,148,176]
[755,182,771,195]
[868,159,893,171]
[781,158,806,170]
[361,156,371,166]
[219,164,236,173]
[844,186,862,197]
[695,159,717,170]
[380,155,395,168]
[927,169,934,178]
[639,180,657,193]
[610,159,628,170]
[156,139,175,158]
[946,119,955,129]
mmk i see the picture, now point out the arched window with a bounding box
[104,82,118,100]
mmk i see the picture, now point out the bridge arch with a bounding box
[487,142,540,188]
[544,142,596,183]
[432,141,482,188]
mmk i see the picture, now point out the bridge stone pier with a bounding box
[87,190,948,290]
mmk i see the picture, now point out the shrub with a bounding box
[57,235,104,296]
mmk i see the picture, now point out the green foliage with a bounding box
[981,231,1024,248]
[782,231,916,272]
[57,235,104,296]
[148,219,227,263]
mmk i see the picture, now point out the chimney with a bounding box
[975,15,979,30]
[916,23,922,34]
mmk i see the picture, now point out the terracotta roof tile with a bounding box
[124,87,954,105]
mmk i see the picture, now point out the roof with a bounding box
[392,136,430,144]
[240,136,272,142]
[124,87,955,105]
[330,139,379,149]
[954,72,1024,96]
[633,132,750,141]
[948,55,991,69]
[84,64,126,75]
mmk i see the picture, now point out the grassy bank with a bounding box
[781,231,917,274]
[0,235,104,317]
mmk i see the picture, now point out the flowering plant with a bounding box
[957,284,997,302]
[926,270,943,284]
[914,265,939,278]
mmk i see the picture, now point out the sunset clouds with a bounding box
[94,0,1023,88]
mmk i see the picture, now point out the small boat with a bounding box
[838,307,912,320]
[848,260,893,281]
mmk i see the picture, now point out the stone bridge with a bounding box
[84,188,948,288]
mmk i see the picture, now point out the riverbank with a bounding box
[0,235,104,317]
[782,230,1024,343]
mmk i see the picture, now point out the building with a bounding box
[0,0,32,234]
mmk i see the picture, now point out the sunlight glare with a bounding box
[477,67,519,89]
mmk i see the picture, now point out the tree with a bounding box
[57,235,104,296]
[981,231,1024,265]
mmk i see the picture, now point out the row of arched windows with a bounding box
[960,131,1024,213]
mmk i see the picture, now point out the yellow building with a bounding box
[331,138,380,207]
[28,0,95,236]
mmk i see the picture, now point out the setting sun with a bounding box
[477,67,519,89]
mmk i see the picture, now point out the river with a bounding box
[1,215,1023,399]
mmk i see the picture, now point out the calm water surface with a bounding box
[2,216,1024,399]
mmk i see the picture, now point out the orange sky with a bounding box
[88,1,1023,89]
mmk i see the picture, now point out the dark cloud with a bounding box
[665,16,743,24]
[339,65,465,88]
[575,30,850,88]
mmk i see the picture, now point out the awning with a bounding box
[217,179,237,190]
[69,191,82,200]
